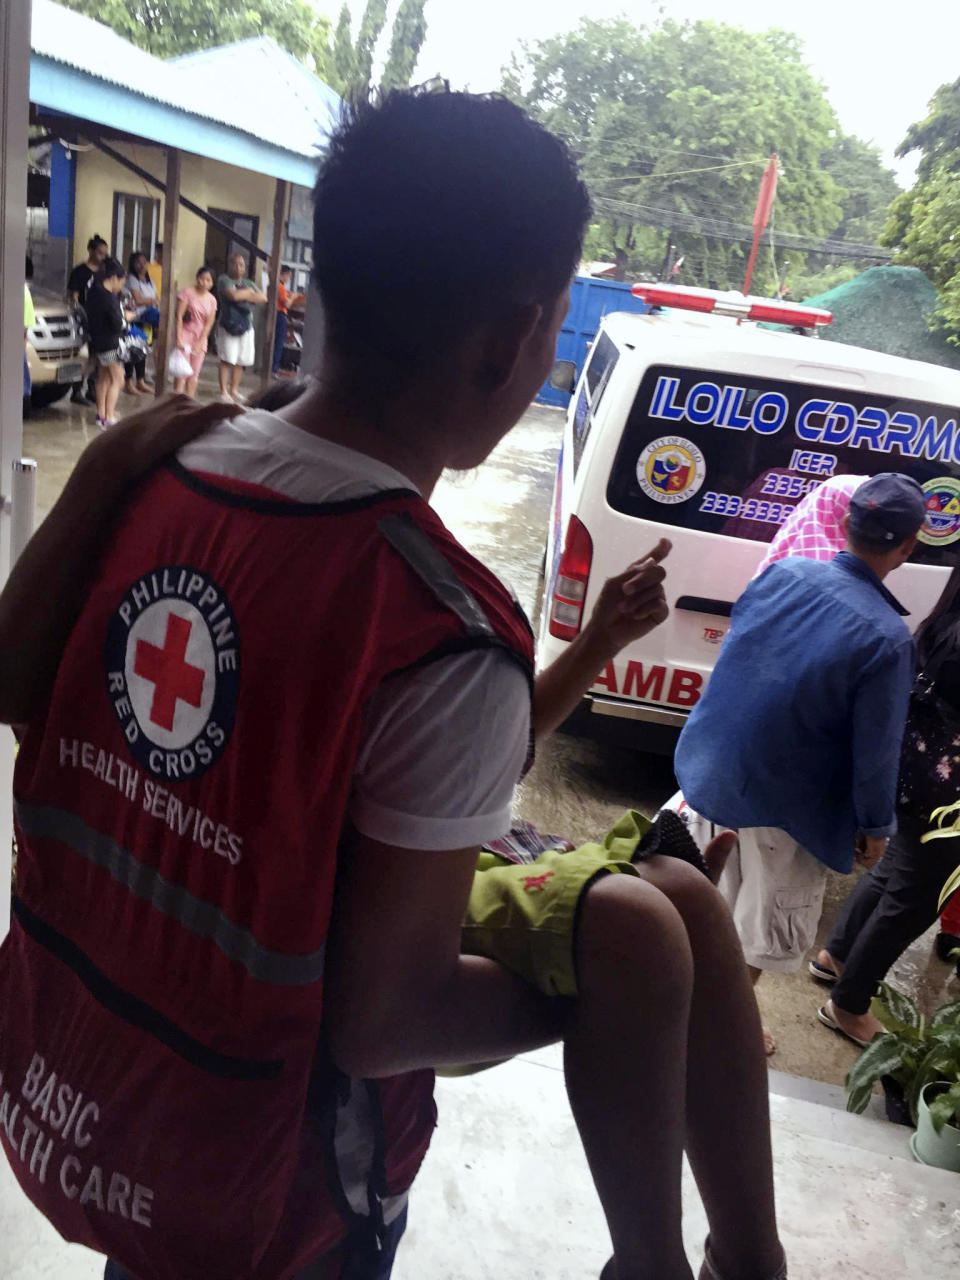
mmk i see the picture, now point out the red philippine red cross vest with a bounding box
[0,460,534,1280]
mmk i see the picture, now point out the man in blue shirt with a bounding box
[675,473,926,1045]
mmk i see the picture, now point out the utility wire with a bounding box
[591,194,892,260]
[587,158,768,184]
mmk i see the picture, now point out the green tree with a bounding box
[884,77,960,344]
[822,133,900,246]
[381,0,428,92]
[332,5,357,91]
[326,0,429,99]
[353,0,388,93]
[503,18,893,290]
[60,0,333,74]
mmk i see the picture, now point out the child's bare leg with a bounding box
[633,857,784,1280]
[566,873,695,1280]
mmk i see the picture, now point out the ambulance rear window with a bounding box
[606,364,960,566]
[573,332,619,474]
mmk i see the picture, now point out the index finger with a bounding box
[620,538,672,583]
[637,537,672,567]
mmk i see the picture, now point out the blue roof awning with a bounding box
[31,55,321,187]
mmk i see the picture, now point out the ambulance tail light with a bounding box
[549,514,593,641]
[631,283,832,329]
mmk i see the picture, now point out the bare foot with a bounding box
[762,1029,777,1056]
[815,948,843,977]
[825,998,884,1044]
[703,829,737,886]
[123,382,143,396]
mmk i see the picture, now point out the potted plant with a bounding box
[845,981,960,1171]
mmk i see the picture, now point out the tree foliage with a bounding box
[884,77,960,345]
[326,0,429,99]
[61,0,333,75]
[503,18,896,290]
[821,133,900,247]
[353,0,388,94]
[381,0,429,93]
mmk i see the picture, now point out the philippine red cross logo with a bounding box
[106,566,240,782]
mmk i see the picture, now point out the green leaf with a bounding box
[907,1044,959,1122]
[926,1082,960,1134]
[871,982,920,1035]
[932,1000,960,1030]
[845,1034,911,1114]
[939,863,960,913]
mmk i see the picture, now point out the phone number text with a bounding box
[699,491,792,523]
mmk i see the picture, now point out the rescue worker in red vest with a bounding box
[0,92,786,1280]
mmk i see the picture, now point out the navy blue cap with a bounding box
[848,472,926,545]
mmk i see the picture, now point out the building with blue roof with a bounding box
[28,0,341,386]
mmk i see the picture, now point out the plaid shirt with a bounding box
[755,474,867,577]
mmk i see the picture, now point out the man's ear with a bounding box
[841,511,851,541]
[475,302,544,391]
[900,530,920,562]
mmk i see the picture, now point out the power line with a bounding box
[591,195,893,260]
[587,158,769,185]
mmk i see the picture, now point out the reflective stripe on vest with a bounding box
[378,512,496,639]
[15,801,326,987]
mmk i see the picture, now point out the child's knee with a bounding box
[575,873,693,999]
[640,856,730,931]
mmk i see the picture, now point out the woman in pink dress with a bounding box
[174,266,218,397]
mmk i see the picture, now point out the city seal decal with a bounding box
[105,566,240,782]
[637,436,707,505]
[919,477,960,547]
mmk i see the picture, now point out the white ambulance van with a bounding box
[540,284,960,753]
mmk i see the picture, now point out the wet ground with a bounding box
[21,381,960,1088]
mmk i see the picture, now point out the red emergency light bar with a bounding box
[631,283,833,329]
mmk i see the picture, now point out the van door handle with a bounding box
[675,595,734,617]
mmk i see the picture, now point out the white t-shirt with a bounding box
[127,274,158,307]
[177,411,531,851]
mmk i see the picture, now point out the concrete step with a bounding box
[392,1046,959,1280]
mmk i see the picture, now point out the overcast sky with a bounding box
[321,0,960,185]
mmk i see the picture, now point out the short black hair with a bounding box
[98,257,125,282]
[313,89,590,379]
[280,264,293,276]
[848,527,918,556]
[196,264,215,280]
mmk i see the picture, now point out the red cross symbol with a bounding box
[134,612,205,731]
[522,871,555,893]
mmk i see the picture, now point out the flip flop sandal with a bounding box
[808,958,839,983]
[816,1003,871,1048]
[634,809,710,879]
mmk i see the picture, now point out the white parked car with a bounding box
[539,284,960,752]
[25,290,88,408]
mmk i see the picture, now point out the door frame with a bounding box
[0,0,31,938]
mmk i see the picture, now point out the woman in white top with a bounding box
[126,252,160,326]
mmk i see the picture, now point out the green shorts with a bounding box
[460,809,652,999]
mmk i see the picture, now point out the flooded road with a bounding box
[21,388,960,1086]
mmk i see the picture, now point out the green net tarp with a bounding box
[791,266,960,370]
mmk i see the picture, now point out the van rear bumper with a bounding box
[559,695,687,755]
[588,696,687,728]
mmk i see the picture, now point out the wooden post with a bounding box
[260,178,289,388]
[154,148,182,396]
